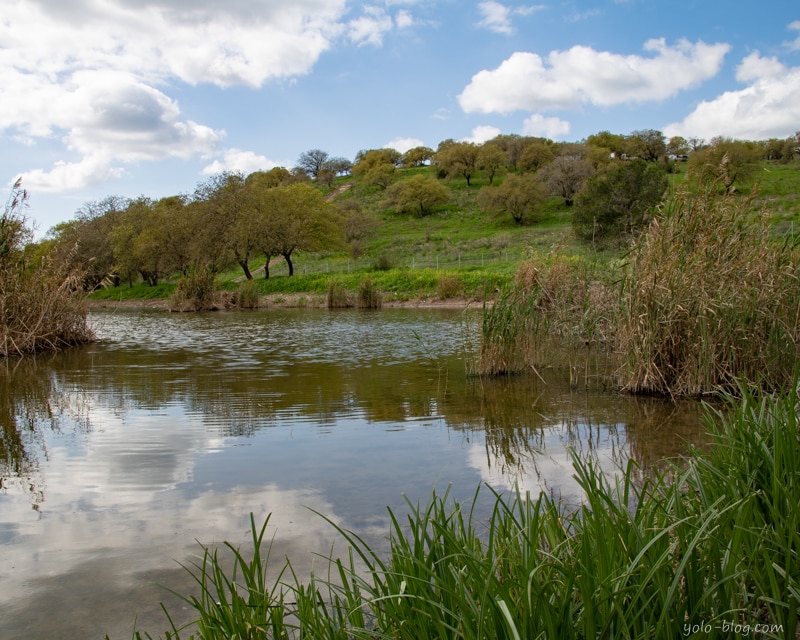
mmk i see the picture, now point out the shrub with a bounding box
[372,255,393,271]
[436,274,464,299]
[357,277,381,309]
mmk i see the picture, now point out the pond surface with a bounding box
[0,308,707,639]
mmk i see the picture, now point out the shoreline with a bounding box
[87,292,488,312]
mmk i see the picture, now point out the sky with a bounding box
[2,0,799,236]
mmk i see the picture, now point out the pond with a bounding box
[0,307,707,639]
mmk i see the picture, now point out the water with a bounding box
[0,308,706,639]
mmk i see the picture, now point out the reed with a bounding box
[617,180,800,395]
[356,277,381,309]
[326,279,352,308]
[170,269,220,312]
[1,181,93,357]
[235,279,260,309]
[132,389,798,640]
[475,253,615,375]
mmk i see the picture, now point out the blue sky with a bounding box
[2,0,799,235]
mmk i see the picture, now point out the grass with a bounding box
[127,386,799,639]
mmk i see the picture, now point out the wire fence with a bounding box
[267,251,522,276]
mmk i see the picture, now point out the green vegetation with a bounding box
[1,181,93,356]
[479,174,800,395]
[126,387,799,639]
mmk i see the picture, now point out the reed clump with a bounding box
[357,277,381,309]
[617,181,800,395]
[133,388,798,640]
[476,252,615,375]
[326,279,352,308]
[170,269,221,311]
[235,279,260,309]
[1,181,94,357]
[436,274,464,299]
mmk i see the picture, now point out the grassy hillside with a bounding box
[89,160,800,305]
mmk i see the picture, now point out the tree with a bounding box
[586,131,626,157]
[257,183,343,276]
[402,146,434,167]
[627,130,666,162]
[110,197,172,286]
[385,174,450,216]
[477,174,547,225]
[573,159,668,245]
[687,137,762,193]
[517,141,554,173]
[538,156,593,205]
[666,136,690,158]
[297,149,330,178]
[436,141,480,186]
[477,143,508,184]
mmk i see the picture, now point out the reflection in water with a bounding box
[0,308,708,639]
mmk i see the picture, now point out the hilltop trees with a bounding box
[437,141,480,186]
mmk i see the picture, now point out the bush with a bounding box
[372,255,393,271]
[436,274,464,299]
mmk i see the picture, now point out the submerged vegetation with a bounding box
[128,388,799,640]
[1,181,93,357]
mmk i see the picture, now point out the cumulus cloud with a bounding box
[202,149,280,176]
[522,113,570,138]
[458,38,730,114]
[0,0,355,192]
[385,137,426,153]
[462,125,502,144]
[477,1,542,35]
[664,52,800,141]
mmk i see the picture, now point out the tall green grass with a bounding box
[130,388,798,640]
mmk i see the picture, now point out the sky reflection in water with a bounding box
[0,308,706,639]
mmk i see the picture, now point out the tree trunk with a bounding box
[238,260,253,280]
[283,252,294,276]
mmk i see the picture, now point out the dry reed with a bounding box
[1,181,94,357]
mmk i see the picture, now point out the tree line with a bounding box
[40,129,800,290]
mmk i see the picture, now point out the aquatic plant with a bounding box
[170,269,220,311]
[326,279,352,308]
[617,180,800,395]
[357,277,381,309]
[130,388,798,639]
[235,279,260,309]
[1,180,94,356]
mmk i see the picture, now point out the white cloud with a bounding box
[462,125,502,144]
[458,39,730,114]
[202,149,280,176]
[787,20,800,51]
[385,137,426,153]
[664,52,800,141]
[522,113,570,138]
[477,2,542,35]
[347,6,395,47]
[0,0,349,192]
[395,9,415,29]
